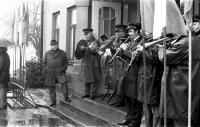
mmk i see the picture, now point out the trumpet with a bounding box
[108,36,131,63]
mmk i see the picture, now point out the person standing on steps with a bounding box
[43,40,71,107]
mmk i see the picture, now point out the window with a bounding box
[99,7,115,37]
[52,12,60,43]
[67,8,76,60]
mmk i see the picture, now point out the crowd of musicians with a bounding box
[74,15,200,127]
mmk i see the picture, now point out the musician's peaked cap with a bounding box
[126,23,141,31]
[83,28,93,35]
[193,15,200,22]
[115,25,127,32]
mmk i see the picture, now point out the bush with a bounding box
[26,57,45,87]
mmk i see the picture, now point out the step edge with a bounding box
[47,105,86,127]
[60,100,119,127]
[73,95,126,115]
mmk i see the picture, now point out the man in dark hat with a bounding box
[115,25,127,38]
[117,23,143,127]
[106,24,128,107]
[43,40,71,106]
[81,28,100,100]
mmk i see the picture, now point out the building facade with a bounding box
[43,0,141,95]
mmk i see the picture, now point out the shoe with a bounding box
[82,95,90,98]
[49,102,56,107]
[115,103,125,107]
[65,97,71,102]
[0,105,7,109]
[109,102,117,106]
[89,96,96,100]
[117,119,131,125]
[2,105,7,109]
[127,121,140,127]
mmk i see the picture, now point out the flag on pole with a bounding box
[184,0,193,24]
[140,0,155,34]
[153,0,166,38]
[13,6,20,45]
[183,1,193,127]
[140,0,187,39]
[18,2,29,46]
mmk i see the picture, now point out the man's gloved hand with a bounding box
[136,45,144,52]
[80,46,86,50]
[120,43,128,51]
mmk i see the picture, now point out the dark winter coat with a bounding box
[118,36,141,99]
[158,35,200,122]
[82,38,100,83]
[43,48,68,86]
[137,46,162,106]
[0,48,10,84]
[100,36,125,90]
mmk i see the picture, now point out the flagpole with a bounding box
[163,27,167,127]
[140,0,148,126]
[188,26,192,127]
[142,30,148,127]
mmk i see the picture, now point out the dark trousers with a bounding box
[85,82,97,96]
[116,95,125,105]
[125,96,143,127]
[145,104,160,127]
[158,118,188,127]
[49,82,69,103]
[0,83,7,107]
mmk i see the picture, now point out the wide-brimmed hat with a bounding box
[0,39,14,47]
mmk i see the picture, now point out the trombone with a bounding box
[108,36,131,63]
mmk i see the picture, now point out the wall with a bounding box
[43,0,75,54]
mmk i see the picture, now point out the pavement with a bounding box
[0,88,74,127]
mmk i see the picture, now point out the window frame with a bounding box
[52,12,60,43]
[67,7,77,61]
[99,7,116,38]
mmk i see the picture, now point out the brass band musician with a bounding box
[100,25,127,107]
[80,28,100,100]
[117,23,143,127]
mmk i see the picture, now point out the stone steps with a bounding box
[48,95,127,127]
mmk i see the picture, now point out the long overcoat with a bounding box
[158,35,200,122]
[0,49,10,85]
[43,48,68,86]
[100,36,125,90]
[82,38,100,83]
[137,46,162,106]
[118,36,141,99]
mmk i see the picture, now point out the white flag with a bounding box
[141,0,187,39]
[153,0,166,38]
